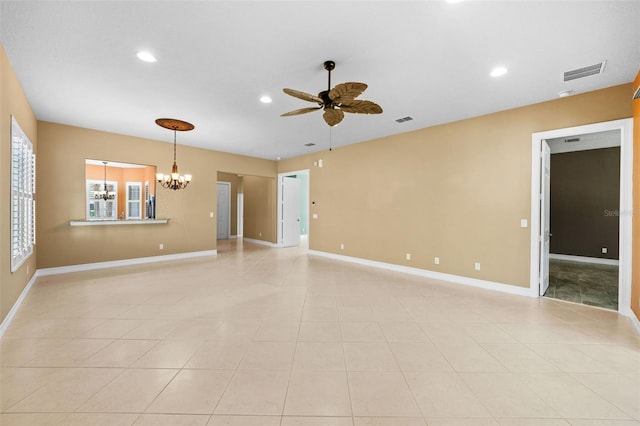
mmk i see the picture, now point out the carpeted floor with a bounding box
[544,258,619,310]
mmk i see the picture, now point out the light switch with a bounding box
[312,213,318,219]
[520,219,528,228]
[210,212,214,218]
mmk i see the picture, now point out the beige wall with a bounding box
[1,44,38,324]
[243,175,276,243]
[278,83,632,289]
[632,71,640,320]
[36,121,277,269]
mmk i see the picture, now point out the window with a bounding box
[11,116,36,272]
[126,182,142,219]
[87,180,118,219]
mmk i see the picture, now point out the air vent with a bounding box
[304,142,316,147]
[563,61,606,82]
[564,137,581,143]
[395,116,414,123]
[633,86,640,100]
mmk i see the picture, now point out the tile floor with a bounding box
[545,259,619,310]
[1,239,639,426]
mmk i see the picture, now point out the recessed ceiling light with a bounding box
[260,96,272,104]
[136,51,157,63]
[276,156,281,160]
[558,90,574,98]
[490,66,508,77]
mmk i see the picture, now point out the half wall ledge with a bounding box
[69,219,169,226]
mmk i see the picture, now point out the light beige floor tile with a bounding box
[519,372,631,419]
[343,342,399,371]
[146,369,233,414]
[134,413,210,425]
[480,343,561,372]
[566,420,640,426]
[298,322,341,342]
[281,417,353,426]
[81,339,159,367]
[0,413,68,425]
[185,341,248,369]
[302,307,339,321]
[424,419,499,426]
[207,415,281,425]
[131,340,203,368]
[253,320,300,341]
[79,368,178,413]
[572,372,640,419]
[163,320,224,340]
[81,319,146,338]
[7,368,123,412]
[572,344,640,373]
[459,372,560,418]
[284,370,352,416]
[460,322,519,344]
[304,295,337,308]
[121,319,180,339]
[347,371,421,417]
[293,341,346,370]
[378,322,428,342]
[338,306,376,321]
[389,341,453,372]
[25,338,113,367]
[214,370,290,415]
[208,320,262,341]
[354,417,426,425]
[0,367,62,410]
[3,318,106,339]
[59,412,140,425]
[340,322,386,342]
[0,339,58,366]
[433,342,506,372]
[526,343,615,373]
[404,371,490,418]
[495,419,571,425]
[237,341,296,370]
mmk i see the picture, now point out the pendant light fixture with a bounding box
[155,118,194,190]
[97,161,115,201]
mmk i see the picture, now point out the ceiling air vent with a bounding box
[304,142,316,147]
[395,116,414,123]
[564,137,580,143]
[633,86,640,100]
[563,61,606,82]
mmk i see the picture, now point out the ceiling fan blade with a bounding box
[281,106,323,117]
[329,82,368,103]
[323,108,344,127]
[283,88,323,104]
[339,100,383,114]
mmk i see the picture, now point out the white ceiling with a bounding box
[1,1,639,160]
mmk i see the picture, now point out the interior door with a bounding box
[539,140,551,296]
[282,176,301,247]
[217,182,230,240]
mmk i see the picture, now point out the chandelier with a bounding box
[155,118,194,190]
[95,161,115,201]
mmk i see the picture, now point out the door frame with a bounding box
[277,169,309,248]
[529,118,633,315]
[217,181,231,240]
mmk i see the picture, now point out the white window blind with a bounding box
[11,116,35,272]
[126,182,142,219]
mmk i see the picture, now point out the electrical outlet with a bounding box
[340,243,344,250]
[601,247,608,254]
[259,232,262,237]
[210,212,214,218]
[312,213,318,219]
[159,243,164,250]
[475,262,481,270]
[406,253,411,260]
[434,257,440,265]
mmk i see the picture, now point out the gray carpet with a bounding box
[544,258,618,310]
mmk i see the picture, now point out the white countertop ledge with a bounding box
[69,219,169,226]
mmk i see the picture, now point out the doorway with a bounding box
[530,119,633,315]
[217,181,231,240]
[277,170,310,248]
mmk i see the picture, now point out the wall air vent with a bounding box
[633,86,640,100]
[564,137,581,143]
[304,142,316,147]
[563,61,606,82]
[395,116,414,123]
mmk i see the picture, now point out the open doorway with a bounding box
[530,119,633,315]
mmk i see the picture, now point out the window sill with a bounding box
[69,219,169,226]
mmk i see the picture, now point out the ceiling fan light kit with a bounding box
[281,60,383,127]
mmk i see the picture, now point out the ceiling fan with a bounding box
[281,60,383,127]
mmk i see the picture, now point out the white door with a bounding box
[282,176,301,247]
[539,140,551,296]
[217,182,231,240]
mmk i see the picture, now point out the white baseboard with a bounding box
[229,235,238,239]
[308,250,533,298]
[549,253,619,266]
[243,238,277,248]
[37,250,218,276]
[0,272,39,338]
